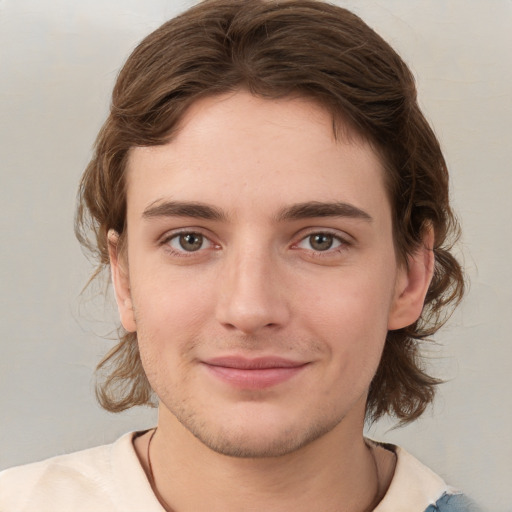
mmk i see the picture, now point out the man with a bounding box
[0,0,478,510]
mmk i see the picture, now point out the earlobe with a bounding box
[387,228,435,331]
[108,229,137,333]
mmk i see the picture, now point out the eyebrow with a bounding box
[142,200,372,223]
[275,201,372,223]
[142,200,227,221]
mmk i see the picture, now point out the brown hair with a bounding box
[76,0,464,423]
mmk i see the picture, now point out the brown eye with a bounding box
[179,233,204,251]
[167,232,210,253]
[296,232,344,252]
[309,233,334,251]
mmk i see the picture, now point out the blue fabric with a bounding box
[425,493,482,511]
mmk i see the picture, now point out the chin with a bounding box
[174,405,346,459]
[192,428,325,459]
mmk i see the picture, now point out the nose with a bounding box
[215,245,291,335]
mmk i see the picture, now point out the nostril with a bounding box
[214,265,291,334]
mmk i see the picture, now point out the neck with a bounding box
[135,406,394,512]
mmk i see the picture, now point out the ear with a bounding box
[108,229,137,333]
[387,228,435,330]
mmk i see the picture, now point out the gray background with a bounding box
[1,1,511,510]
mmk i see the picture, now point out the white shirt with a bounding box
[0,432,462,511]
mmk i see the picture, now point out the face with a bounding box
[112,90,430,458]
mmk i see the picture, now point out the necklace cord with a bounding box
[147,428,382,511]
[147,427,175,512]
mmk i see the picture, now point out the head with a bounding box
[76,0,464,436]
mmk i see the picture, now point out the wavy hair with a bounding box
[75,0,464,423]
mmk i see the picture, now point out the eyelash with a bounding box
[160,230,218,258]
[159,229,351,258]
[291,230,351,259]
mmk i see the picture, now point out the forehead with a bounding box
[125,90,389,220]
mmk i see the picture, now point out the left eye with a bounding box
[296,233,343,252]
[168,232,212,252]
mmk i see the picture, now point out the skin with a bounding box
[110,90,434,511]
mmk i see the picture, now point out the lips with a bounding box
[202,356,309,389]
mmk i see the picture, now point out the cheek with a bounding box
[129,267,216,370]
[131,285,210,394]
[295,265,395,365]
[299,265,394,326]
[131,260,214,325]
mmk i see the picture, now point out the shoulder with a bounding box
[371,441,481,512]
[0,431,162,512]
[426,492,482,512]
[0,437,118,511]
